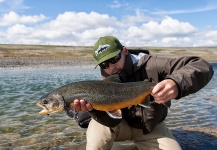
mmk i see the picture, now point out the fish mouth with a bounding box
[36,99,64,115]
[36,103,51,115]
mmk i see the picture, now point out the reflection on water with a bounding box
[0,64,216,150]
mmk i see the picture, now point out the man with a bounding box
[73,36,213,150]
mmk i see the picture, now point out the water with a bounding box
[167,65,217,128]
[0,64,217,150]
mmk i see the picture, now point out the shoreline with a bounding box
[0,53,216,70]
[0,44,217,70]
[1,60,216,71]
[0,58,96,70]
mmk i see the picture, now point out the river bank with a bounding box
[0,44,216,70]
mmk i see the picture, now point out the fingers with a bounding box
[73,99,93,112]
[154,90,175,103]
[151,79,178,104]
[86,103,93,111]
[151,82,163,95]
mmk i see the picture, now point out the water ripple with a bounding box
[0,65,216,149]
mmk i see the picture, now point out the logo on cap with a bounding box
[95,44,110,56]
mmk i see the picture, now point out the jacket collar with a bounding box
[120,52,150,82]
[119,54,134,81]
[101,51,150,81]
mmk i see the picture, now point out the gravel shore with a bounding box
[0,58,96,70]
[0,44,216,70]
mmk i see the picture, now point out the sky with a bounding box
[0,0,217,47]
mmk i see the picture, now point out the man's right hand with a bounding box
[73,99,93,112]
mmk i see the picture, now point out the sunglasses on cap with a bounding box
[99,51,122,69]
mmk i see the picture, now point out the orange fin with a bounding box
[139,96,151,108]
[106,109,122,119]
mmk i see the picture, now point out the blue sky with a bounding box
[0,0,217,47]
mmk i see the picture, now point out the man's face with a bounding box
[102,48,127,75]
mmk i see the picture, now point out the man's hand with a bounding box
[151,79,179,104]
[73,99,93,112]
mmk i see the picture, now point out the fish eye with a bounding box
[42,100,48,104]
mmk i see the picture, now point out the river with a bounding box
[0,63,216,150]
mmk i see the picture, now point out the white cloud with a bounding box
[192,30,217,46]
[110,0,121,8]
[5,24,72,44]
[44,11,117,32]
[80,27,117,39]
[121,16,197,46]
[0,11,46,26]
[0,11,216,46]
[162,37,192,46]
[149,16,197,35]
[0,0,29,12]
[109,0,129,8]
[7,24,32,35]
[204,30,217,39]
[121,9,155,27]
[152,3,217,15]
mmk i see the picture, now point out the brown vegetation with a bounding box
[0,44,216,69]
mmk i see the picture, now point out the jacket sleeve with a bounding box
[145,55,214,99]
[74,111,91,128]
[89,109,122,127]
[75,108,122,128]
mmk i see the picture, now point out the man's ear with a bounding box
[122,47,128,55]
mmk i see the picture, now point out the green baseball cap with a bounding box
[93,36,123,68]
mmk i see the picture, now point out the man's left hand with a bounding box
[151,79,179,104]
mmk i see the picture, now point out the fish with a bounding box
[36,75,156,119]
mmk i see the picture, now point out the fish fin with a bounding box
[65,108,75,118]
[139,97,152,108]
[103,74,121,83]
[138,104,151,108]
[106,109,122,119]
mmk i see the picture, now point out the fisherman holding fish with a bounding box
[36,36,213,149]
[71,36,214,150]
